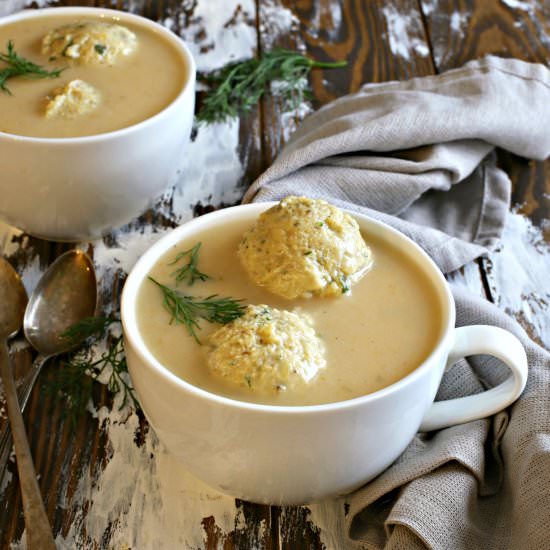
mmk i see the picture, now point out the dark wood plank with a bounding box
[4,1,546,548]
[420,0,550,346]
[261,0,436,166]
[202,500,276,550]
[420,0,550,71]
[419,0,550,226]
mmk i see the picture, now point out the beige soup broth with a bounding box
[136,217,443,407]
[0,15,186,138]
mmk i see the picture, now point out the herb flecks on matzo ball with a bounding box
[205,305,326,393]
[238,196,373,299]
[44,79,100,118]
[42,22,137,66]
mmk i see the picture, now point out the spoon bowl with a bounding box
[0,257,27,339]
[24,250,97,357]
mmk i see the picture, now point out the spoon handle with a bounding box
[0,354,48,476]
[0,342,56,550]
[19,353,48,412]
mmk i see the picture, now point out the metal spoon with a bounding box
[0,251,97,476]
[0,257,55,550]
[23,249,97,385]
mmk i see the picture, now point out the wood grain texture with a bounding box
[0,0,548,548]
[420,0,550,233]
[421,0,550,346]
[260,0,436,165]
[420,0,550,70]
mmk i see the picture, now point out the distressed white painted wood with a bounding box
[1,1,548,548]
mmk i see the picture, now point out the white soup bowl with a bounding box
[0,7,195,241]
[121,203,528,505]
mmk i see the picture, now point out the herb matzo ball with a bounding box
[205,305,326,393]
[238,196,373,299]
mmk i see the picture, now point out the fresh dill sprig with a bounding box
[169,242,210,286]
[0,40,63,95]
[47,317,139,428]
[196,48,347,124]
[87,334,139,412]
[148,277,246,343]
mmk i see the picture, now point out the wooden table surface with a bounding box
[0,1,549,548]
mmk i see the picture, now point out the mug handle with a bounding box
[419,325,528,432]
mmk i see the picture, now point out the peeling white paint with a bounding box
[89,226,173,284]
[157,120,246,225]
[19,255,44,297]
[164,0,257,73]
[421,0,436,17]
[419,1,471,66]
[501,0,536,12]
[449,11,469,34]
[0,221,23,258]
[447,262,485,297]
[280,99,313,143]
[309,498,352,549]
[50,404,271,549]
[0,0,54,17]
[381,5,430,61]
[259,0,299,49]
[490,210,550,347]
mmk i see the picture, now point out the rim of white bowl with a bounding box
[121,202,457,415]
[0,7,196,143]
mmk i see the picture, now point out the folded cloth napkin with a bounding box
[243,56,550,549]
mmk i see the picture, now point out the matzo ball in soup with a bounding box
[42,21,138,65]
[136,203,443,407]
[238,196,373,299]
[44,79,101,118]
[0,14,187,137]
[206,304,327,393]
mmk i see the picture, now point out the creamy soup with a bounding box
[136,216,443,407]
[0,14,186,137]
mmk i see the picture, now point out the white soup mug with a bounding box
[121,203,527,505]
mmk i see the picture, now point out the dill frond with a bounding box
[169,242,210,286]
[47,317,139,427]
[196,48,347,124]
[148,277,246,343]
[0,40,63,94]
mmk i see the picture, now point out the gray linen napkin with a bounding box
[242,56,550,549]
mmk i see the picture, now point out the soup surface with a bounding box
[136,216,443,406]
[0,14,186,137]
